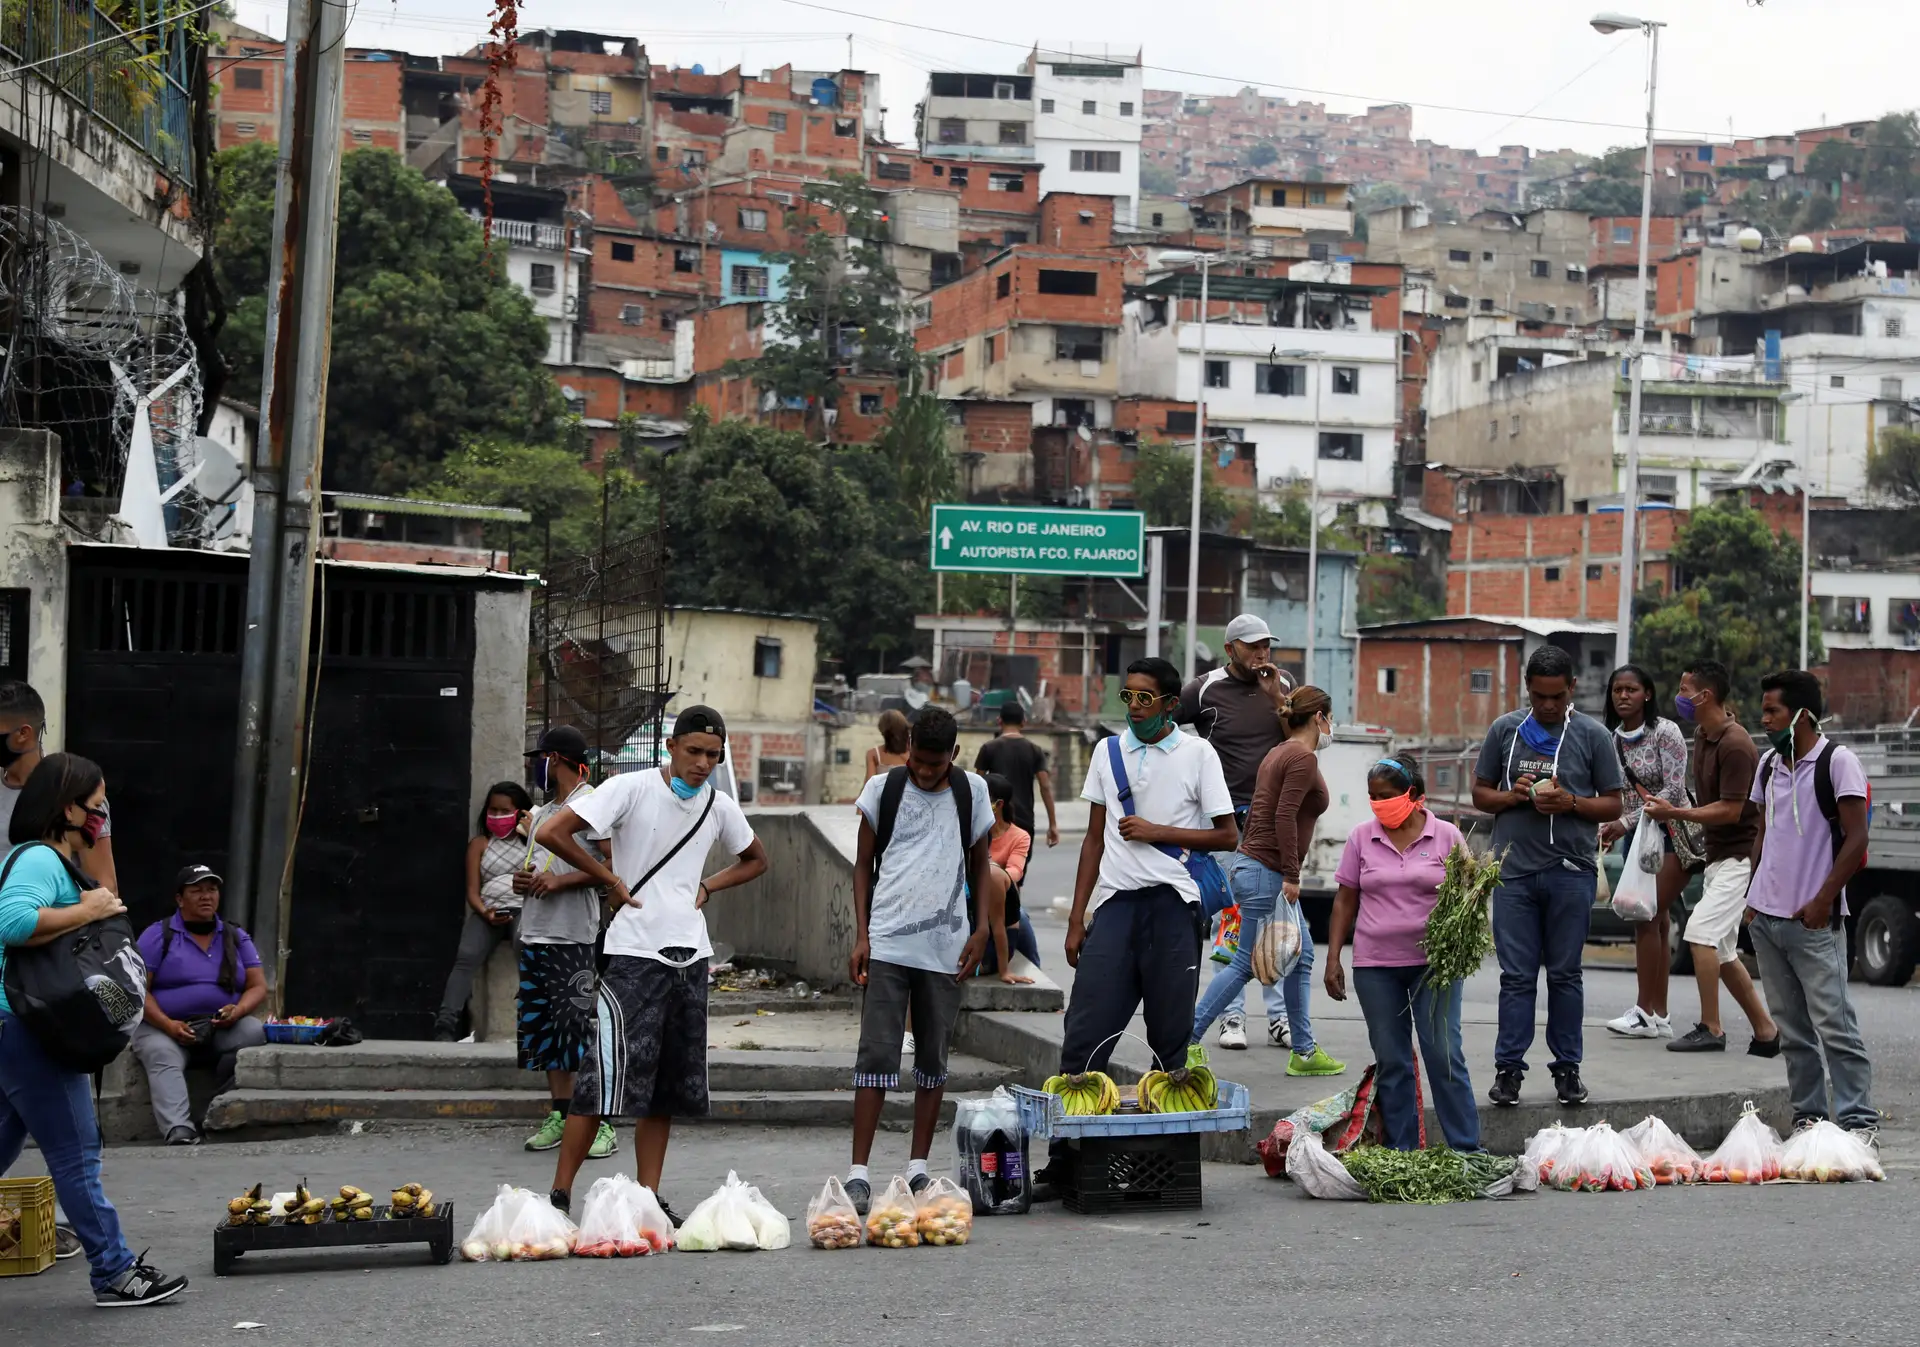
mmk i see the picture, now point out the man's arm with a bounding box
[91,834,119,897]
[1174,678,1204,727]
[957,831,994,974]
[1802,797,1868,928]
[698,837,769,905]
[850,816,876,985]
[1037,768,1059,846]
[1645,796,1745,828]
[1116,813,1238,851]
[535,807,630,907]
[1065,806,1107,968]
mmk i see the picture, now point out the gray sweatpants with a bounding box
[129,1016,268,1135]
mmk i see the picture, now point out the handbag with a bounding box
[1615,739,1709,872]
[1105,737,1232,917]
[0,843,147,1072]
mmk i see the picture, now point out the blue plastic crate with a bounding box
[262,1021,330,1045]
[1011,1080,1250,1141]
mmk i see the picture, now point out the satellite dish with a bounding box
[1736,227,1765,252]
[560,384,579,400]
[187,435,244,502]
[1787,234,1815,254]
[1076,423,1093,442]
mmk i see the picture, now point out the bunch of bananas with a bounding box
[388,1183,435,1219]
[224,1182,272,1227]
[1041,1070,1120,1116]
[1136,1064,1220,1114]
[328,1186,377,1222]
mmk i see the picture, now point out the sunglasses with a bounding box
[1117,689,1171,709]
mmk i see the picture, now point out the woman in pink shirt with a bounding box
[1323,754,1479,1150]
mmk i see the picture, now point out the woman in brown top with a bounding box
[1189,687,1347,1077]
[864,709,912,780]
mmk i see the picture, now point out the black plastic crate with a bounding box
[1059,1133,1203,1215]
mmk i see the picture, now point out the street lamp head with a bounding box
[1590,10,1660,33]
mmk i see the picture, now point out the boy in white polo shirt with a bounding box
[1060,657,1237,1080]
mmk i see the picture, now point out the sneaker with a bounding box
[54,1225,81,1260]
[524,1110,567,1152]
[549,1187,571,1216]
[1286,1046,1346,1077]
[845,1177,872,1217]
[1748,1033,1782,1059]
[1552,1067,1589,1107]
[658,1198,687,1228]
[430,1016,460,1044]
[1605,1005,1670,1039]
[94,1254,186,1309]
[1267,1019,1291,1050]
[908,1172,932,1196]
[1848,1125,1881,1151]
[1488,1068,1522,1107]
[164,1126,200,1146]
[1217,1014,1248,1051]
[902,1032,916,1058]
[588,1121,619,1159]
[1667,1023,1727,1053]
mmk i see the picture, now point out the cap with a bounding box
[1224,614,1275,645]
[527,725,591,764]
[174,864,222,891]
[672,704,728,741]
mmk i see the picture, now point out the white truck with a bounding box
[1828,727,1920,986]
[1295,724,1399,938]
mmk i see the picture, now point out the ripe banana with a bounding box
[1042,1071,1120,1116]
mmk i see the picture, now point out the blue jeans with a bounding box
[1749,915,1876,1130]
[1190,855,1315,1054]
[1352,964,1480,1151]
[1492,866,1595,1073]
[0,1012,136,1292]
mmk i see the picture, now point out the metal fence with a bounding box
[527,527,670,778]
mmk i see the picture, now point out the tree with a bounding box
[415,430,655,561]
[1132,439,1232,530]
[874,385,957,530]
[1864,112,1920,205]
[1797,192,1839,233]
[1357,554,1442,626]
[1805,136,1865,187]
[1247,141,1278,168]
[1140,161,1179,196]
[1869,425,1920,503]
[1631,500,1820,713]
[210,144,559,495]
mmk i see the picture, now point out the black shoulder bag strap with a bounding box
[949,764,975,855]
[870,766,910,882]
[631,787,716,899]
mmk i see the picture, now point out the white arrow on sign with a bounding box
[939,526,954,549]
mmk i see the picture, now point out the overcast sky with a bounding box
[238,0,1914,158]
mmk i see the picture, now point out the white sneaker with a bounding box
[1606,1005,1669,1039]
[902,1032,916,1057]
[1267,1018,1291,1050]
[1217,1014,1248,1050]
[1654,1012,1674,1039]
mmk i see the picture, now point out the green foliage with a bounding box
[1805,137,1865,186]
[1140,161,1179,197]
[415,430,655,560]
[1247,142,1279,168]
[1869,425,1920,503]
[937,573,1066,621]
[1133,439,1232,530]
[211,144,559,495]
[1565,176,1644,217]
[1797,192,1839,233]
[875,387,957,530]
[1631,500,1820,711]
[1358,554,1442,627]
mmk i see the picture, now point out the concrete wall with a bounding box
[705,809,860,986]
[469,584,533,1042]
[0,431,68,742]
[664,608,820,724]
[1426,358,1619,506]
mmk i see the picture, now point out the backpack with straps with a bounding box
[1761,741,1872,909]
[870,764,976,885]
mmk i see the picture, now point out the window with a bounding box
[588,90,612,114]
[1831,375,1847,389]
[352,129,372,144]
[1271,188,1288,206]
[1151,212,1164,227]
[1470,361,1483,382]
[673,247,698,273]
[1586,564,1603,581]
[994,81,1016,100]
[681,149,706,167]
[875,159,911,181]
[1040,98,1055,113]
[1448,248,1471,264]
[1589,648,1610,670]
[768,111,788,132]
[528,263,556,294]
[1164,410,1197,434]
[1489,420,1499,441]
[1070,150,1122,173]
[949,167,969,188]
[1530,259,1550,278]
[1511,414,1521,437]
[1318,431,1363,460]
[1054,326,1104,362]
[564,393,587,417]
[619,303,645,325]
[984,334,998,365]
[1332,366,1359,395]
[1444,294,1469,309]
[996,272,1011,298]
[656,145,669,161]
[235,67,264,90]
[833,117,855,137]
[858,393,883,415]
[1479,298,1495,312]
[1308,187,1326,205]
[1204,360,1230,389]
[753,637,783,679]
[1469,669,1493,695]
[1566,266,1584,282]
[1482,250,1494,262]
[235,122,257,137]
[1119,101,1134,116]
[988,173,1025,193]
[607,240,636,263]
[1082,100,1097,115]
[1256,363,1305,396]
[1613,224,1633,244]
[938,118,966,144]
[1887,318,1906,339]
[1819,596,1872,634]
[738,208,768,231]
[1544,566,1562,582]
[999,122,1026,145]
[1378,667,1400,694]
[1890,599,1920,635]
[731,265,770,298]
[1037,269,1098,296]
[1880,376,1906,400]
[1001,229,1027,244]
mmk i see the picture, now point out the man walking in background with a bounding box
[1177,614,1291,1051]
[974,702,1058,848]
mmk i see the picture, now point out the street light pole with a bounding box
[1593,11,1664,670]
[1306,355,1323,688]
[1184,257,1211,681]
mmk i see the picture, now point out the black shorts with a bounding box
[572,952,709,1119]
[516,942,598,1073]
[854,960,962,1090]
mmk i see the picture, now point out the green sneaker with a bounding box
[588,1120,619,1159]
[1286,1046,1347,1077]
[525,1110,567,1152]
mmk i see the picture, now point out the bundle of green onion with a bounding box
[1339,1146,1520,1204]
[1421,843,1503,994]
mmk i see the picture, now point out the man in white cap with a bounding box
[1177,612,1293,1050]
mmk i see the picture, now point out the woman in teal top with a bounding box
[0,753,188,1307]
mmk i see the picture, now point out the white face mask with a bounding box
[1315,718,1333,752]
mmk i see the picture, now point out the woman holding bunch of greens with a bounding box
[1323,754,1479,1151]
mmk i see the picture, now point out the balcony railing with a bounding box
[467,212,567,251]
[0,0,195,185]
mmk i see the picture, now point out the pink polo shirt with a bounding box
[1333,811,1466,967]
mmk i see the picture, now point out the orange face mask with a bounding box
[1370,792,1418,829]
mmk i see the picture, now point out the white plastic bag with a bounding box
[954,1087,1031,1215]
[678,1171,770,1251]
[1550,1121,1654,1192]
[574,1174,675,1256]
[1701,1101,1785,1184]
[1283,1128,1367,1201]
[459,1184,534,1262]
[738,1179,791,1250]
[504,1189,578,1259]
[1779,1120,1884,1183]
[913,1176,973,1246]
[1622,1115,1703,1185]
[806,1177,862,1250]
[1251,902,1306,987]
[865,1176,922,1247]
[1611,824,1659,924]
[1522,1124,1585,1188]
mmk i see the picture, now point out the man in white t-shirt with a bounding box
[534,705,768,1223]
[1061,656,1236,1084]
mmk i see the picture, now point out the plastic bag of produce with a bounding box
[865,1176,921,1247]
[1622,1115,1703,1185]
[677,1172,762,1251]
[738,1179,791,1250]
[1610,824,1660,924]
[574,1175,675,1256]
[505,1188,577,1260]
[460,1184,536,1262]
[806,1177,862,1250]
[1551,1122,1653,1192]
[954,1087,1031,1215]
[913,1176,973,1246]
[1522,1124,1584,1187]
[1250,901,1305,987]
[1779,1120,1882,1183]
[1284,1128,1367,1201]
[1701,1102,1785,1184]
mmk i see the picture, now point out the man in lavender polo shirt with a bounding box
[1745,670,1877,1137]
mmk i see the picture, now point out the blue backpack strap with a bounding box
[1105,735,1135,815]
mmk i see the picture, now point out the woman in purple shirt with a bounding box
[1323,754,1479,1151]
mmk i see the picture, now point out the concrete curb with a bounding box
[205,1088,962,1132]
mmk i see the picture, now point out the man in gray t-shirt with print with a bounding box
[1472,645,1623,1112]
[843,707,992,1216]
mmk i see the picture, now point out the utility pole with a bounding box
[228,0,349,1005]
[1184,257,1211,681]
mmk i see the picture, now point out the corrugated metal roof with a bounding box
[327,492,532,524]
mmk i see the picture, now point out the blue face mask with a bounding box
[532,755,551,795]
[669,775,704,800]
[1517,714,1564,755]
[1674,694,1697,721]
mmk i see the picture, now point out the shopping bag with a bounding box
[1210,906,1241,965]
[738,1179,791,1250]
[865,1176,921,1248]
[460,1184,534,1262]
[1701,1101,1786,1184]
[1253,1066,1390,1177]
[1611,824,1660,924]
[574,1174,675,1256]
[913,1176,973,1246]
[1550,1121,1653,1192]
[1622,1115,1703,1185]
[1249,902,1304,987]
[458,1185,575,1260]
[1521,1124,1584,1187]
[1779,1120,1884,1183]
[1284,1128,1368,1201]
[678,1171,763,1251]
[806,1177,863,1249]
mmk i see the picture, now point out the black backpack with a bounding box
[871,765,976,886]
[1,843,148,1072]
[1760,742,1873,926]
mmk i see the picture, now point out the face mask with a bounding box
[1615,723,1646,742]
[182,917,217,936]
[484,813,518,839]
[1132,709,1174,741]
[0,726,28,770]
[1765,709,1807,759]
[1316,730,1334,752]
[531,756,551,796]
[1370,791,1418,829]
[81,806,109,843]
[1673,694,1697,721]
[670,776,704,800]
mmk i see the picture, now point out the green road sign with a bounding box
[929,505,1145,577]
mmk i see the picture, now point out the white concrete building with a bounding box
[1020,46,1142,226]
[1813,567,1920,652]
[454,177,583,366]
